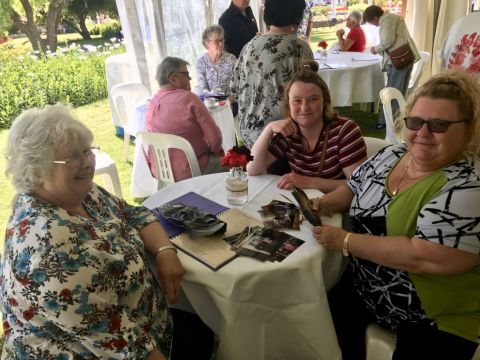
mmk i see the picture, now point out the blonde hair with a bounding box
[398,69,480,156]
[282,60,336,125]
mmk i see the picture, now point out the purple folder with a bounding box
[151,192,229,238]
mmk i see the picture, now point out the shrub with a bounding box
[0,44,125,129]
[87,19,121,40]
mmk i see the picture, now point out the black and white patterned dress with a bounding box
[347,144,480,331]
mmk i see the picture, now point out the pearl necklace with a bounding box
[392,155,412,196]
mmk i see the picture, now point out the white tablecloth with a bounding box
[143,173,344,360]
[130,103,236,198]
[316,51,385,107]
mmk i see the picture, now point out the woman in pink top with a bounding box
[146,56,226,181]
[336,10,366,52]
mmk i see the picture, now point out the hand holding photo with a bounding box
[291,187,322,226]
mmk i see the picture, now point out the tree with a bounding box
[63,0,117,40]
[8,0,67,52]
[0,0,12,35]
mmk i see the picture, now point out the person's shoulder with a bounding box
[222,51,237,62]
[334,115,360,129]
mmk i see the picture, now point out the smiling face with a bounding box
[405,96,471,169]
[40,144,96,205]
[288,81,324,128]
[206,31,225,55]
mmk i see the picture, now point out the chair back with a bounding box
[379,87,406,144]
[111,82,150,130]
[111,82,150,162]
[408,51,431,94]
[364,137,389,158]
[137,132,201,190]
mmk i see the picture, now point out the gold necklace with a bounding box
[392,155,412,196]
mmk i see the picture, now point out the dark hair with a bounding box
[264,0,306,27]
[362,5,384,23]
[282,60,335,125]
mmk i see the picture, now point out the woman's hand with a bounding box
[155,250,185,304]
[336,29,345,38]
[310,197,332,217]
[276,173,316,189]
[268,118,298,139]
[146,348,167,360]
[312,225,346,252]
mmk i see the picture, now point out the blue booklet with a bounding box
[151,192,229,238]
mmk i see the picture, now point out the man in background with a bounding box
[439,11,480,73]
[219,0,259,58]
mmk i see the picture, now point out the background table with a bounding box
[143,173,344,360]
[130,103,236,198]
[316,51,385,107]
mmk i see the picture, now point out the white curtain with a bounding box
[405,0,470,83]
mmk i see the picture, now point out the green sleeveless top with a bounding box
[387,165,480,343]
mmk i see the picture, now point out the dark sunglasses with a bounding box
[404,116,469,133]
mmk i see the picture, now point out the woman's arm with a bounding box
[311,183,354,215]
[313,225,480,275]
[247,119,298,175]
[195,56,209,91]
[140,221,184,304]
[276,173,349,192]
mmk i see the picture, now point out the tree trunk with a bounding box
[46,0,66,53]
[78,16,91,40]
[11,8,43,51]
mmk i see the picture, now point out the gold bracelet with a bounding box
[342,232,352,257]
[155,244,177,258]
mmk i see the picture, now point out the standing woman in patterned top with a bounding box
[312,69,480,360]
[0,105,184,359]
[230,0,314,149]
[247,60,367,193]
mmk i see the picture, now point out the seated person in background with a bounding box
[312,69,480,360]
[336,10,366,52]
[0,104,184,359]
[147,57,226,181]
[195,25,236,95]
[247,60,367,193]
[195,25,238,116]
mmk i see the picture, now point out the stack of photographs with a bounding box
[224,226,304,262]
[258,200,301,230]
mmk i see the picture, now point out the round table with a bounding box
[143,173,344,360]
[316,51,385,107]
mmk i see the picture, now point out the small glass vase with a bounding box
[225,167,248,206]
[320,49,328,63]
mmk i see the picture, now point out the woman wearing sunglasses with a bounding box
[311,70,480,359]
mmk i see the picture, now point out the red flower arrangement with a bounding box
[221,143,254,170]
[317,40,328,49]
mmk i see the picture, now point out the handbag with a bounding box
[388,43,415,69]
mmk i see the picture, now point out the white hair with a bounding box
[348,10,363,26]
[4,104,93,193]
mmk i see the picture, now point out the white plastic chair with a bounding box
[136,132,201,190]
[94,151,123,198]
[111,82,150,162]
[366,323,480,360]
[379,87,406,145]
[364,136,389,158]
[408,51,431,95]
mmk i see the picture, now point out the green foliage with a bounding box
[88,19,121,39]
[0,0,12,34]
[0,43,125,129]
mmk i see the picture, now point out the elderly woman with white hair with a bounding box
[195,24,236,95]
[0,104,184,359]
[336,10,366,52]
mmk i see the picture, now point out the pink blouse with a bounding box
[146,88,223,181]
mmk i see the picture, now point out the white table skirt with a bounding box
[316,51,385,107]
[143,173,344,360]
[130,103,236,198]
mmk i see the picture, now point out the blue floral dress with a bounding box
[0,185,171,359]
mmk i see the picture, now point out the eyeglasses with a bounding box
[209,38,224,44]
[173,71,191,78]
[404,116,469,133]
[53,146,100,168]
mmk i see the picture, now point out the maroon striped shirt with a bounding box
[268,116,367,179]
